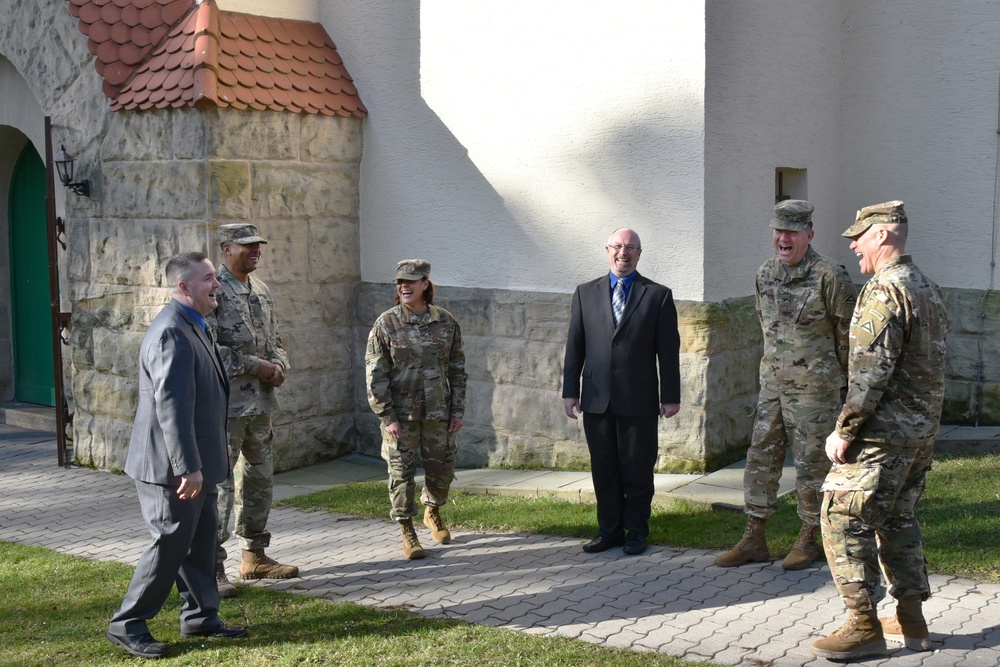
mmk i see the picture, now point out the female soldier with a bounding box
[365,259,467,559]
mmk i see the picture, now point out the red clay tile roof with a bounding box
[68,0,366,116]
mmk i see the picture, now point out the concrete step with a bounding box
[936,425,1000,454]
[0,402,57,433]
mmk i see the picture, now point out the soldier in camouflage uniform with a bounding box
[811,201,949,660]
[365,259,467,560]
[716,200,857,570]
[208,223,297,597]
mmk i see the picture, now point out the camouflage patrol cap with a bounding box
[770,199,814,232]
[396,259,431,280]
[218,223,268,245]
[842,200,907,239]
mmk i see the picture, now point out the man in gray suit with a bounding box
[563,228,681,556]
[107,252,247,659]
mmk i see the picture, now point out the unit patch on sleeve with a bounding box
[855,298,894,349]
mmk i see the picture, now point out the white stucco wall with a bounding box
[320,1,707,299]
[840,1,999,290]
[226,0,1000,300]
[704,0,845,302]
[215,0,318,22]
[0,55,45,159]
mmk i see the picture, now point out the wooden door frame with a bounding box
[43,117,70,466]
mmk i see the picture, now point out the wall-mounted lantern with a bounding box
[54,144,90,198]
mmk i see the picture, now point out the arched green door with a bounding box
[8,142,55,406]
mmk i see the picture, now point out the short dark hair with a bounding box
[165,251,209,286]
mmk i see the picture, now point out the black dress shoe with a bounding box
[106,631,170,658]
[582,534,625,553]
[181,623,248,639]
[622,534,647,556]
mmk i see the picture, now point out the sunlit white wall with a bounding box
[215,0,318,21]
[704,1,844,302]
[839,1,999,290]
[322,1,707,298]
[206,0,1000,299]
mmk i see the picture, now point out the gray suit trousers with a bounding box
[109,481,221,637]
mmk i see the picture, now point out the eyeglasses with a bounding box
[606,244,640,253]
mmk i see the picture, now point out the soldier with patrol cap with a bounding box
[716,199,857,570]
[209,223,297,596]
[811,201,949,660]
[365,259,467,559]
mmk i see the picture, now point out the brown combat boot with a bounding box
[216,563,238,598]
[811,609,887,659]
[423,505,452,544]
[240,548,299,580]
[714,516,770,567]
[400,519,426,560]
[782,523,821,570]
[880,596,931,651]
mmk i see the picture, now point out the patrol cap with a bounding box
[218,223,268,245]
[842,200,907,239]
[769,199,814,232]
[396,259,431,280]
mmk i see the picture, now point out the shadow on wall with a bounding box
[345,1,746,472]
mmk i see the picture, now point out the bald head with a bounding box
[605,228,643,277]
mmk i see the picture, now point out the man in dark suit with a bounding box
[108,252,247,659]
[563,228,681,556]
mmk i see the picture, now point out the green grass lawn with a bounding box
[282,447,1000,583]
[0,542,715,667]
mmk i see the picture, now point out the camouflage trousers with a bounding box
[380,419,457,522]
[216,413,274,563]
[821,439,933,612]
[743,386,839,524]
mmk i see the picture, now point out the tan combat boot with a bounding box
[216,563,238,598]
[811,609,887,659]
[714,516,770,567]
[881,596,931,651]
[782,523,821,570]
[240,548,300,580]
[423,505,452,544]
[400,519,426,560]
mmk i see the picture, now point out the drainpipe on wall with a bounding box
[43,116,71,466]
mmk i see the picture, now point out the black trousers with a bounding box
[583,409,658,539]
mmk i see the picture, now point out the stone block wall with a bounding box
[353,285,762,473]
[940,286,1000,425]
[70,108,363,471]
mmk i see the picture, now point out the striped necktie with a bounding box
[612,279,626,327]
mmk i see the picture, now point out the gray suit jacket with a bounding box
[562,272,681,417]
[125,299,230,487]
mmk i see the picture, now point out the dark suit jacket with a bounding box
[562,272,681,417]
[125,299,230,487]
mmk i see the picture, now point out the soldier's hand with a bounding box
[269,365,285,387]
[448,416,464,433]
[386,421,403,440]
[256,359,275,381]
[825,432,851,465]
[564,398,581,420]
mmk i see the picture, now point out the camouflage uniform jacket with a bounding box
[756,246,857,393]
[835,255,949,446]
[207,264,290,418]
[365,304,467,425]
